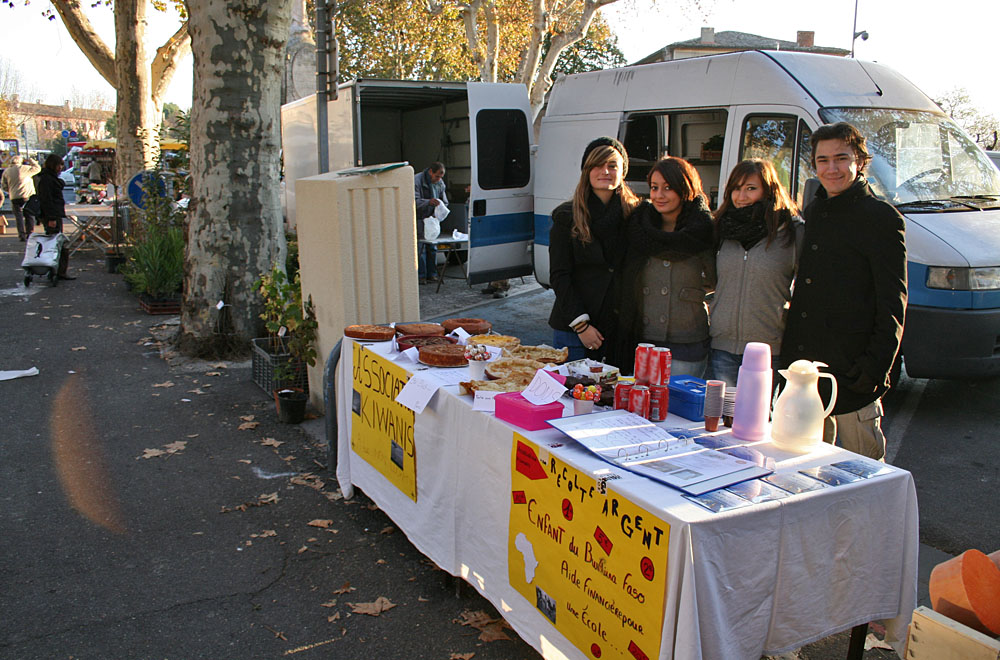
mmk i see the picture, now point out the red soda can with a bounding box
[634,343,654,384]
[614,380,634,410]
[628,384,651,419]
[648,385,670,422]
[652,347,672,386]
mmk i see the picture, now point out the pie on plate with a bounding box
[484,357,545,380]
[418,343,468,367]
[344,324,395,341]
[510,345,570,364]
[442,318,492,335]
[459,372,536,395]
[467,334,520,350]
[396,334,457,351]
[396,322,445,337]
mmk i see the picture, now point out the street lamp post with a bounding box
[851,0,869,58]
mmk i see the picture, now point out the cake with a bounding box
[395,322,445,337]
[396,334,457,351]
[467,334,520,350]
[344,324,396,341]
[418,343,468,367]
[484,357,545,380]
[510,345,570,364]
[442,318,493,335]
[459,373,536,395]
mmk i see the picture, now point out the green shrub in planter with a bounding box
[122,226,184,299]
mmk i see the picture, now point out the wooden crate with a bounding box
[905,606,1000,660]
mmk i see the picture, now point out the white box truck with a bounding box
[532,50,1000,379]
[281,79,535,286]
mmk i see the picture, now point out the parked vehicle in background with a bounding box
[987,151,1000,170]
[533,50,1000,380]
[59,166,76,187]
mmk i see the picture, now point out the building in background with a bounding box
[6,97,113,155]
[634,28,849,65]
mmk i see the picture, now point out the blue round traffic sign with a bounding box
[61,130,69,138]
[127,171,168,210]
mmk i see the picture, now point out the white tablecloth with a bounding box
[335,339,918,660]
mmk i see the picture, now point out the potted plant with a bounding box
[253,265,318,423]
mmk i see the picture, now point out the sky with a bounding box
[2,0,997,120]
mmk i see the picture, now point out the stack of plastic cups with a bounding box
[703,380,726,431]
[731,342,772,441]
[723,389,737,427]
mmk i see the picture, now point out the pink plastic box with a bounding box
[494,392,564,431]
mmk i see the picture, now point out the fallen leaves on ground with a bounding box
[332,582,356,594]
[220,492,279,513]
[240,415,256,421]
[308,519,333,528]
[71,346,87,351]
[138,440,187,459]
[380,526,395,535]
[205,371,222,376]
[163,441,187,453]
[290,474,325,491]
[188,388,207,395]
[450,654,475,660]
[250,529,277,539]
[238,421,260,430]
[141,448,167,459]
[347,597,396,617]
[261,437,284,448]
[263,625,287,640]
[327,611,341,622]
[454,610,512,643]
[321,599,338,608]
[210,362,227,369]
[153,381,175,388]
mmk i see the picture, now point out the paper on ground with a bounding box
[0,367,39,381]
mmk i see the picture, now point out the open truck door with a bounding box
[466,83,534,285]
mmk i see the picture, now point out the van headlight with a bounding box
[926,266,1000,290]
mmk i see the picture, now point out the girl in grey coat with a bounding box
[708,159,803,386]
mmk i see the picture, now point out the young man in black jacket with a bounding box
[781,123,907,460]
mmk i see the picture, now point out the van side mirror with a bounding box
[802,178,821,208]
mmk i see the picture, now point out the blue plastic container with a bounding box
[667,375,707,421]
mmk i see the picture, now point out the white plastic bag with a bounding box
[423,216,441,241]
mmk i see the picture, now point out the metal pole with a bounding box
[315,0,330,174]
[851,0,859,58]
[329,1,339,101]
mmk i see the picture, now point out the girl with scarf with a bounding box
[708,159,802,386]
[548,138,640,364]
[618,158,715,377]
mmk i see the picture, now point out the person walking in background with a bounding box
[87,159,103,185]
[1,155,42,241]
[618,157,715,377]
[414,162,448,285]
[708,159,803,387]
[35,154,74,280]
[781,122,907,460]
[548,137,639,365]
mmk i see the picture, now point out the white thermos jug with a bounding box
[770,360,838,453]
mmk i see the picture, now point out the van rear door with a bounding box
[466,83,534,285]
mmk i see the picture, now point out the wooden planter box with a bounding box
[139,294,181,315]
[251,337,309,394]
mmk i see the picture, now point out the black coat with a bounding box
[547,191,628,365]
[36,168,66,220]
[781,176,907,415]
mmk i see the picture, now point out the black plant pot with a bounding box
[105,251,126,273]
[274,388,308,424]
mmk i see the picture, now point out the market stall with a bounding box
[332,334,919,660]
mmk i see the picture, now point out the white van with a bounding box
[532,50,1000,379]
[281,80,535,286]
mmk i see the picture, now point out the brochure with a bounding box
[684,489,753,513]
[547,410,772,495]
[725,479,791,504]
[762,472,828,494]
[830,458,893,479]
[799,465,863,487]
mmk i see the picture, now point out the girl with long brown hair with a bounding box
[618,157,715,377]
[548,137,639,364]
[708,159,802,386]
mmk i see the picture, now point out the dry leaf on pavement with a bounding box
[153,381,175,388]
[210,362,227,369]
[140,448,167,459]
[307,519,333,528]
[188,388,207,395]
[327,611,341,622]
[380,526,395,535]
[239,415,255,421]
[205,371,222,376]
[477,623,511,643]
[261,437,284,447]
[347,597,396,616]
[450,654,475,660]
[71,346,87,351]
[164,441,187,454]
[332,582,356,594]
[238,421,260,430]
[321,599,338,608]
[454,609,512,641]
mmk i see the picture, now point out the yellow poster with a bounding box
[508,434,669,660]
[350,343,417,501]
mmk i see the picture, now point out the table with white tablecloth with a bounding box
[334,338,918,660]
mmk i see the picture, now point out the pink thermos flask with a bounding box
[731,342,772,441]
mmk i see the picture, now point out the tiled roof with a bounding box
[9,101,113,121]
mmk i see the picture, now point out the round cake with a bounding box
[485,357,545,380]
[395,322,445,337]
[344,324,396,341]
[510,345,570,364]
[396,334,458,351]
[442,318,492,335]
[467,334,520,350]
[418,344,468,367]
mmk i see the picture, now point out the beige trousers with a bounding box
[822,399,886,461]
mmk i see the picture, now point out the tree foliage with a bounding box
[0,98,15,139]
[936,88,1000,151]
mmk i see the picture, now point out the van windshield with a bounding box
[820,108,1000,206]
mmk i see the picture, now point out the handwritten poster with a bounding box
[351,343,417,501]
[508,435,670,660]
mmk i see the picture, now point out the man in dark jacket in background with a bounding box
[414,162,448,285]
[781,123,907,460]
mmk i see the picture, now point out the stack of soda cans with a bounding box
[615,344,672,422]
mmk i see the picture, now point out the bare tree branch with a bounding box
[151,21,192,106]
[52,0,117,87]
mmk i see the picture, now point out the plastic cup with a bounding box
[573,399,595,415]
[468,360,487,380]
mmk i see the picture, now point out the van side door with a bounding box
[732,107,816,208]
[466,82,535,285]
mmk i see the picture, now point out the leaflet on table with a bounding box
[547,410,772,495]
[394,363,482,413]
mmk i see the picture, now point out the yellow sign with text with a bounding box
[508,434,669,660]
[350,343,417,501]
